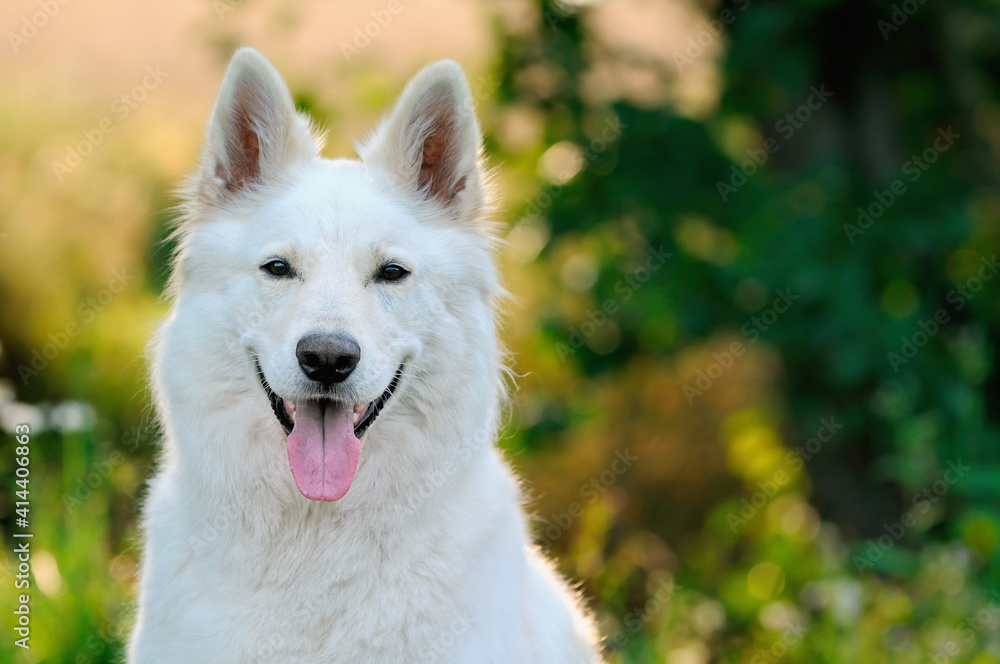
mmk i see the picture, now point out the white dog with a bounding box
[127,48,603,663]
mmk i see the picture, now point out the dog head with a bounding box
[172,48,498,502]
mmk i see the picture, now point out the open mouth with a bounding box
[255,361,403,501]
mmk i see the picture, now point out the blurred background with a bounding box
[2,0,1000,661]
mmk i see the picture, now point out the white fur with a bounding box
[128,48,603,663]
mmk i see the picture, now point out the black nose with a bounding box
[296,334,361,385]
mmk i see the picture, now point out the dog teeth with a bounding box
[352,403,372,426]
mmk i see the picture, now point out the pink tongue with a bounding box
[286,401,360,501]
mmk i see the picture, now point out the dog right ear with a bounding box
[190,47,318,207]
[359,60,487,224]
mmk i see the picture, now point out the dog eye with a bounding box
[377,264,409,282]
[261,259,291,277]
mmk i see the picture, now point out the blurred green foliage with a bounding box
[4,0,1000,662]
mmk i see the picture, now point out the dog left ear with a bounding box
[191,47,318,208]
[359,60,486,221]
